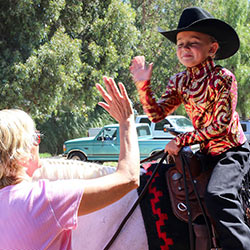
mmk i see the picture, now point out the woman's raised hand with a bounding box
[130,56,153,82]
[96,77,134,124]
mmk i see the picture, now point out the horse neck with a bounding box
[32,159,116,181]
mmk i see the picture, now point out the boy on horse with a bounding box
[130,6,250,250]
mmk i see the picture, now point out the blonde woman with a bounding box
[0,77,140,250]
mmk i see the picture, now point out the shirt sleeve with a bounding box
[174,70,236,146]
[136,78,182,123]
[46,179,84,230]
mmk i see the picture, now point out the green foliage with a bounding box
[201,0,250,118]
[37,107,115,155]
[7,30,83,118]
[37,111,86,155]
[79,0,139,109]
[1,0,139,153]
[0,0,138,118]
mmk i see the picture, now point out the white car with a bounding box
[240,120,250,143]
[135,115,194,139]
[135,115,199,152]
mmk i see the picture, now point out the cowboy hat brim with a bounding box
[158,18,240,60]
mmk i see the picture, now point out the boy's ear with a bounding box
[209,42,219,56]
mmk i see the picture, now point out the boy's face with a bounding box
[176,31,219,68]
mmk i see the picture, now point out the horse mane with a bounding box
[32,159,116,181]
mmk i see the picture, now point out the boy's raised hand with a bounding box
[96,77,134,124]
[130,56,153,82]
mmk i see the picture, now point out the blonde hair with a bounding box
[0,109,36,188]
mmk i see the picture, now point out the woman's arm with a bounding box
[77,77,140,216]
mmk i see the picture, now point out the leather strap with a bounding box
[180,153,195,250]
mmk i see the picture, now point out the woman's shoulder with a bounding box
[0,179,48,192]
[6,180,49,196]
[0,180,51,213]
[2,179,78,209]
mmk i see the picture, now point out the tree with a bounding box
[0,0,139,119]
[0,0,84,118]
[201,0,250,119]
[0,0,140,153]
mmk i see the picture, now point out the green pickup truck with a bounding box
[63,123,170,162]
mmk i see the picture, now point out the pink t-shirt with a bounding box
[0,179,84,250]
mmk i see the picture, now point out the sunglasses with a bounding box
[33,130,43,146]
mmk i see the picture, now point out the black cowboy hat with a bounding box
[158,7,240,60]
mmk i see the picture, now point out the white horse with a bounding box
[33,159,190,250]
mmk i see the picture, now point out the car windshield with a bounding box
[169,117,193,128]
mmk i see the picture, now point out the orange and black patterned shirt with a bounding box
[135,57,246,156]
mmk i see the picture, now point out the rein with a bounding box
[180,153,195,250]
[103,150,168,250]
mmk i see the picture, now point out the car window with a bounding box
[169,117,193,128]
[139,117,151,125]
[155,119,172,130]
[137,126,151,137]
[241,123,247,132]
[98,128,117,141]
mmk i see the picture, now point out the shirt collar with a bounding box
[186,57,215,81]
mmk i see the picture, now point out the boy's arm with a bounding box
[130,56,182,122]
[135,79,182,123]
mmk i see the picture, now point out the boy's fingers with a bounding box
[139,56,146,67]
[149,63,153,70]
[131,56,145,68]
[135,56,144,64]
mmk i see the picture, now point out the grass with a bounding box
[39,153,52,158]
[103,161,118,167]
